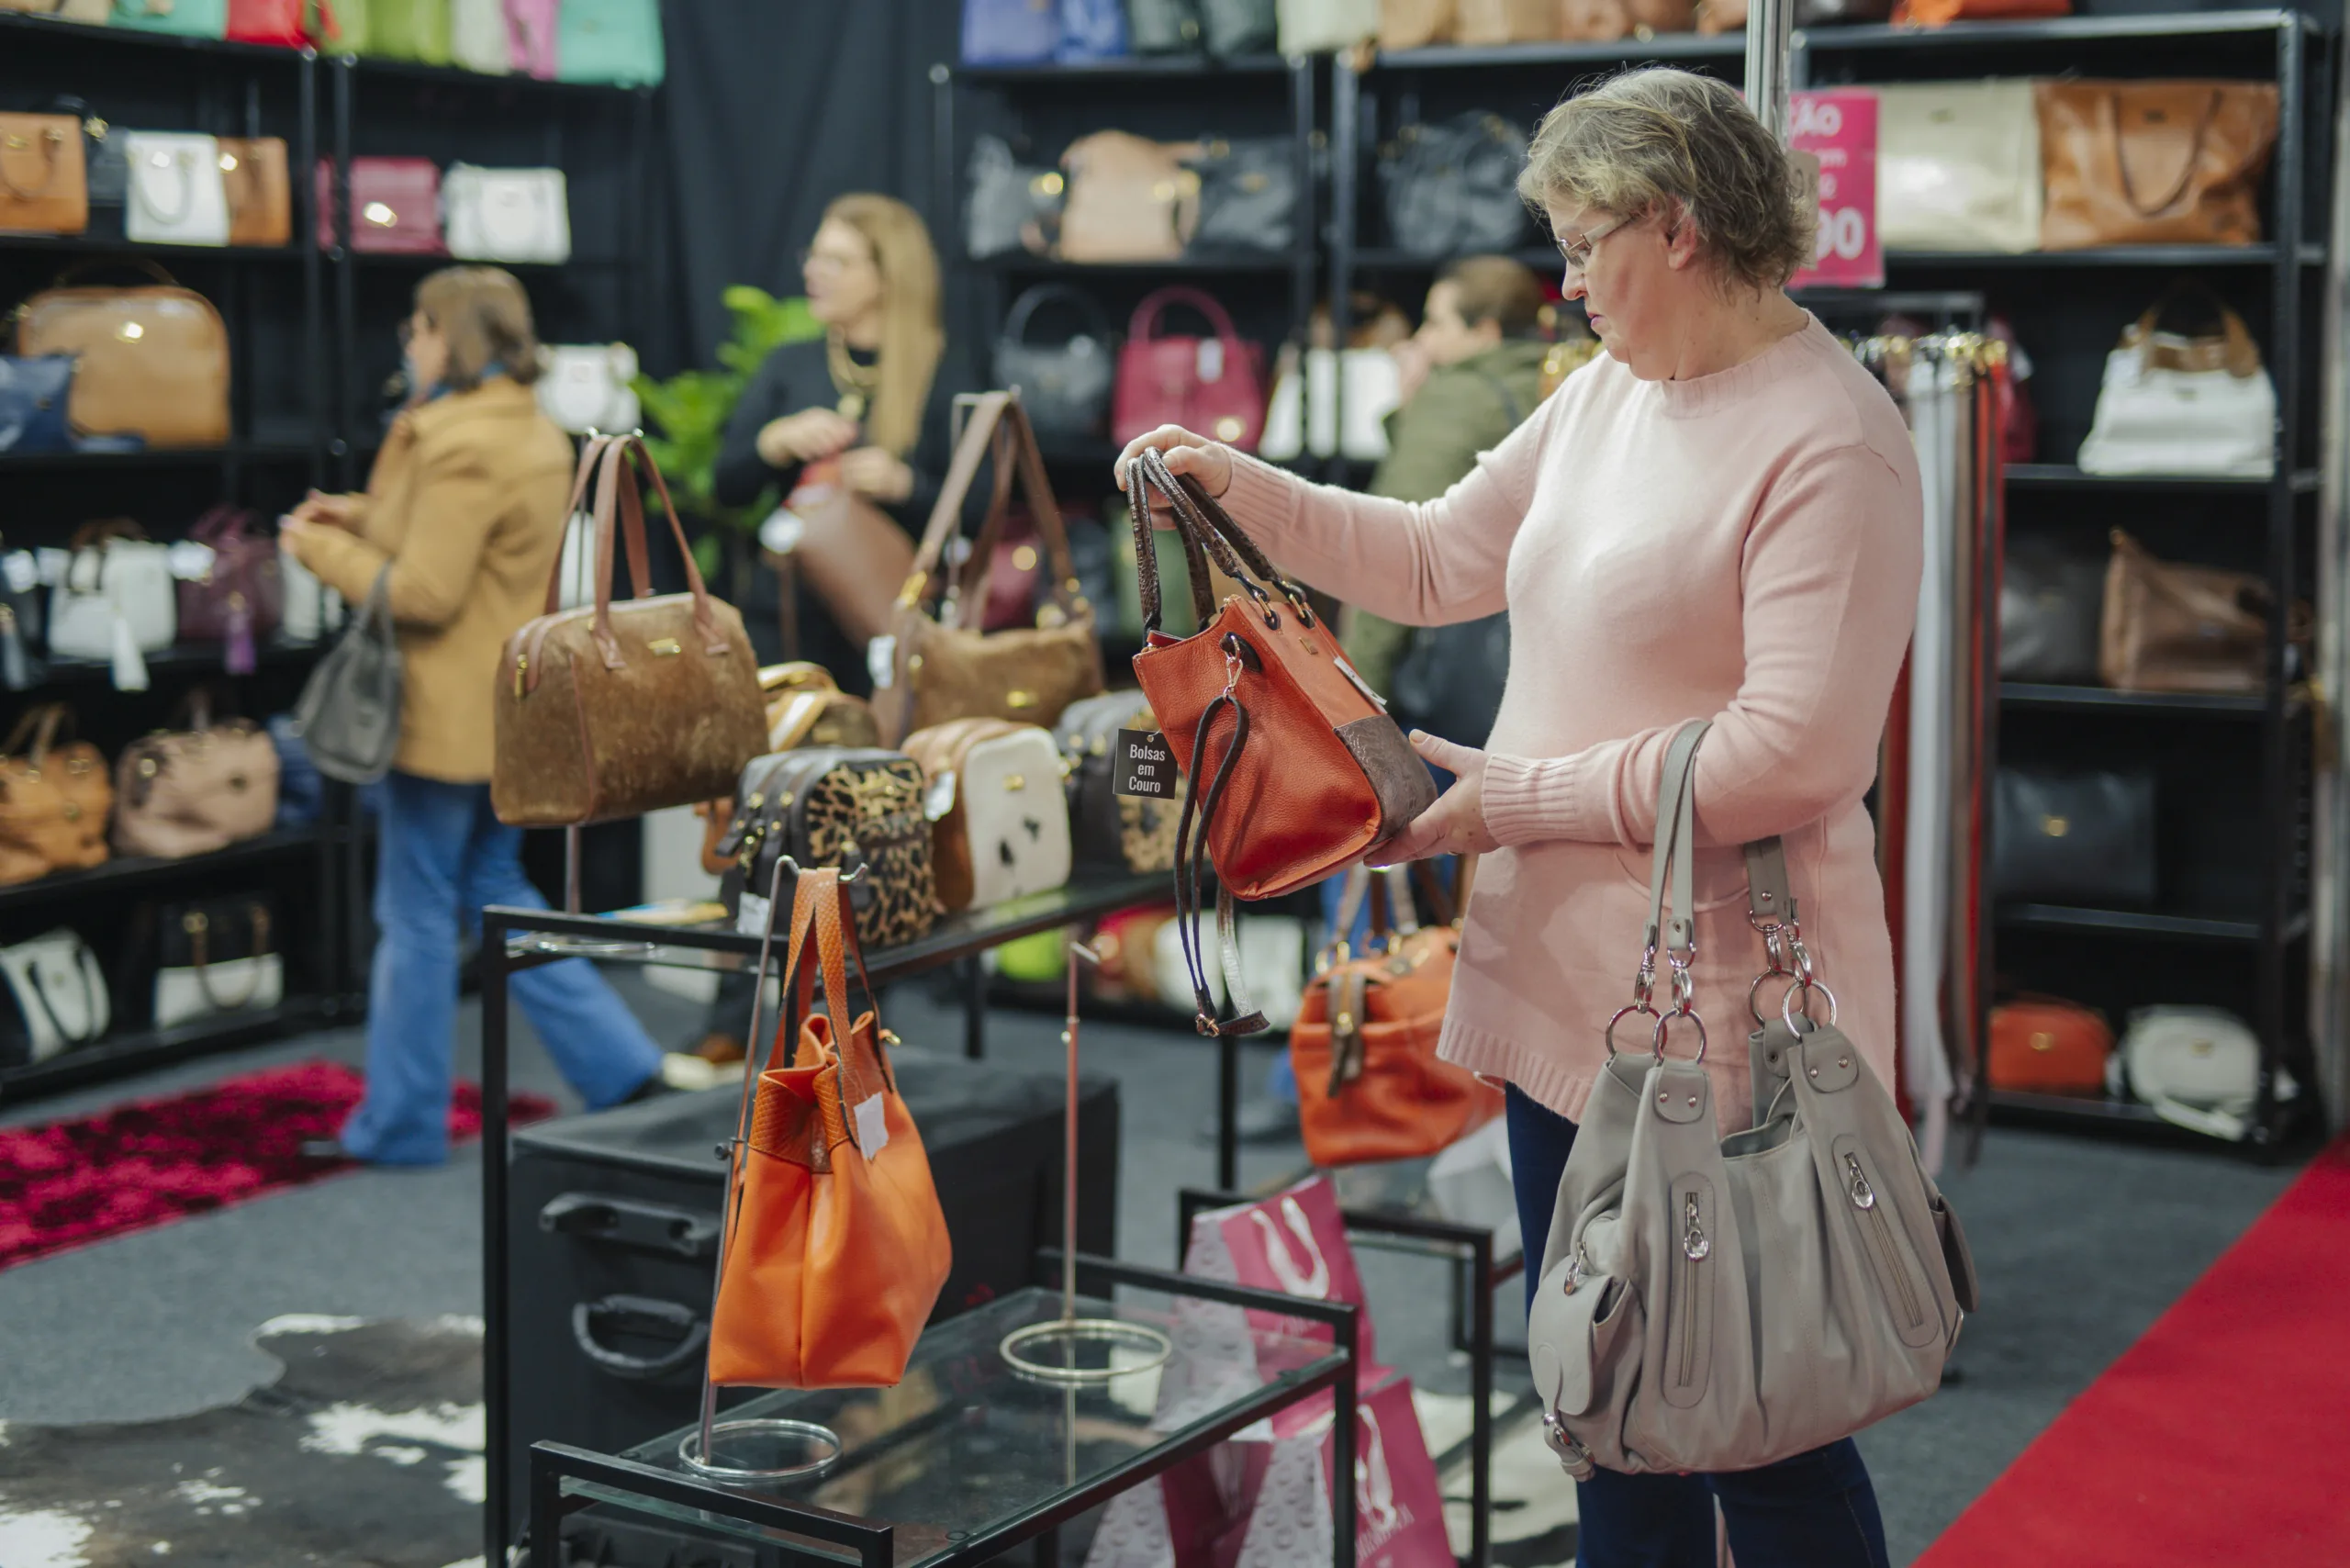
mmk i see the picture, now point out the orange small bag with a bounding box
[707,867,952,1389]
[1893,0,2067,24]
[1291,861,1502,1167]
[1988,995,2113,1095]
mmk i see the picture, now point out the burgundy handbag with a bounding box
[316,157,444,253]
[175,505,284,674]
[1113,287,1270,454]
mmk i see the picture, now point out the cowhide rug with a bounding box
[0,1316,486,1568]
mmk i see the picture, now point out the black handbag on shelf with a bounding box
[150,896,283,1031]
[1125,0,1204,52]
[1999,538,2108,685]
[995,286,1119,442]
[1185,138,1300,256]
[1994,767,2158,907]
[38,96,127,241]
[1053,690,1180,874]
[1379,112,1532,259]
[713,747,939,950]
[966,136,1062,261]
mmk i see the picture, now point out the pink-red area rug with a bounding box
[0,1060,554,1270]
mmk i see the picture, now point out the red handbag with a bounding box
[1113,287,1270,453]
[228,0,338,45]
[315,157,444,253]
[1125,448,1435,1036]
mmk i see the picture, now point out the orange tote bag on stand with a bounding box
[707,867,952,1390]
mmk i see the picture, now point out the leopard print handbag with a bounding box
[716,747,939,950]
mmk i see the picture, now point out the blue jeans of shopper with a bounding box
[341,771,663,1165]
[1505,1085,1892,1568]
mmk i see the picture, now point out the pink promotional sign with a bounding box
[1790,89,1882,291]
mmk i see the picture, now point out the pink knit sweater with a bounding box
[1221,316,1922,1130]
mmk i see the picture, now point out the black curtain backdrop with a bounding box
[647,0,965,378]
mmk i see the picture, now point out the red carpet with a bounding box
[1919,1136,2350,1568]
[0,1061,554,1270]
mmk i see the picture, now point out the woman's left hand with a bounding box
[1371,732,1499,865]
[839,446,913,504]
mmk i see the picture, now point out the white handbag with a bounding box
[123,131,232,248]
[442,163,570,263]
[1260,345,1400,462]
[451,0,513,73]
[949,724,1074,909]
[2076,299,2276,478]
[50,533,177,689]
[2109,1006,2298,1141]
[0,928,110,1067]
[278,538,346,644]
[1874,81,2042,254]
[1277,0,1378,53]
[536,342,642,434]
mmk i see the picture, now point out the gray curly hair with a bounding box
[1516,68,1817,294]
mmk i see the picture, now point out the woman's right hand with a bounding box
[1113,426,1235,510]
[287,490,364,532]
[756,408,858,468]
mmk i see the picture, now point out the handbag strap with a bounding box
[545,434,730,665]
[2104,86,2221,221]
[903,393,1089,632]
[2,702,68,763]
[1123,445,1314,636]
[1127,286,1244,352]
[0,120,69,203]
[1172,682,1267,1039]
[1002,283,1115,348]
[1611,720,1707,1059]
[131,140,199,226]
[183,904,273,1010]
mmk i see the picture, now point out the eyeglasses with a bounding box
[800,246,873,274]
[1557,213,1629,273]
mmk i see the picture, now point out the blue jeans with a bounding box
[341,772,663,1164]
[1505,1086,1892,1568]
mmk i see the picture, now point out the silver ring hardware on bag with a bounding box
[1781,977,1841,1036]
[1651,1006,1708,1064]
[1605,1000,1662,1057]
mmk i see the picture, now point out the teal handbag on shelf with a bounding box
[557,0,665,84]
[111,0,229,36]
[358,0,449,62]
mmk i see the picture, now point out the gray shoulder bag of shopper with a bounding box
[293,566,402,785]
[1528,720,1979,1479]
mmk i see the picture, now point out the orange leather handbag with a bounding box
[1291,860,1501,1168]
[1989,995,2113,1095]
[707,866,953,1390]
[1125,447,1435,1036]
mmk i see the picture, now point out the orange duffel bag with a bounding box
[707,865,952,1390]
[1988,994,2114,1096]
[1292,858,1503,1168]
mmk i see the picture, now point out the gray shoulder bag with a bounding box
[1528,720,1979,1479]
[293,566,402,785]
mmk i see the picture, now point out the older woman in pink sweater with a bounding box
[1121,68,1921,1568]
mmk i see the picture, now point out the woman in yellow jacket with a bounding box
[283,267,662,1164]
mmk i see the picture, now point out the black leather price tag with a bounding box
[1113,728,1177,798]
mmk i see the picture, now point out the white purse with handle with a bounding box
[2109,1006,2298,1141]
[442,163,570,263]
[536,342,642,434]
[0,928,110,1067]
[123,131,232,247]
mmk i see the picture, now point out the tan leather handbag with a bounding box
[13,263,230,446]
[492,434,767,827]
[1453,0,1552,38]
[1378,0,1452,47]
[2099,528,2304,694]
[0,114,88,236]
[2038,79,2278,250]
[878,393,1104,745]
[0,704,110,886]
[901,717,1073,913]
[218,136,290,247]
[1058,131,1200,263]
[114,694,278,860]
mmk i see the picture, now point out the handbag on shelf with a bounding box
[442,163,570,263]
[504,0,558,75]
[5,0,110,18]
[1259,342,1400,462]
[1998,536,2105,685]
[150,896,282,1030]
[556,0,664,84]
[217,136,290,247]
[226,0,338,44]
[1125,448,1435,1035]
[2099,528,2295,694]
[1185,138,1299,256]
[1059,0,1128,59]
[449,0,509,70]
[0,929,109,1070]
[901,718,1074,913]
[358,0,451,60]
[961,0,1059,62]
[320,157,444,253]
[1278,0,1377,53]
[1126,0,1203,50]
[2037,79,2277,250]
[1378,112,1531,259]
[1988,995,2112,1096]
[1,549,45,690]
[1993,766,2156,907]
[492,433,766,827]
[1291,859,1502,1168]
[38,98,126,241]
[175,504,283,673]
[13,263,231,445]
[994,286,1117,442]
[294,566,401,785]
[1452,0,1551,41]
[50,520,176,686]
[114,692,280,859]
[122,131,230,247]
[1894,0,2066,24]
[1058,130,1199,263]
[111,0,227,34]
[0,355,75,455]
[1556,0,1694,38]
[878,392,1105,745]
[2110,1006,2289,1142]
[0,704,111,886]
[1530,721,1975,1481]
[534,342,640,434]
[0,113,89,236]
[1054,689,1181,875]
[713,748,938,949]
[1378,0,1452,48]
[1112,286,1269,450]
[692,664,881,876]
[2076,296,2275,479]
[1201,0,1276,52]
[278,539,343,644]
[707,867,951,1391]
[1874,81,2042,254]
[965,136,1062,261]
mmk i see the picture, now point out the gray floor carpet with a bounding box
[0,969,2305,1565]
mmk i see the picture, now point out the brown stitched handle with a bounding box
[185,905,273,1011]
[2106,87,2220,221]
[1124,448,1212,633]
[2,702,67,762]
[950,398,1090,632]
[0,121,67,203]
